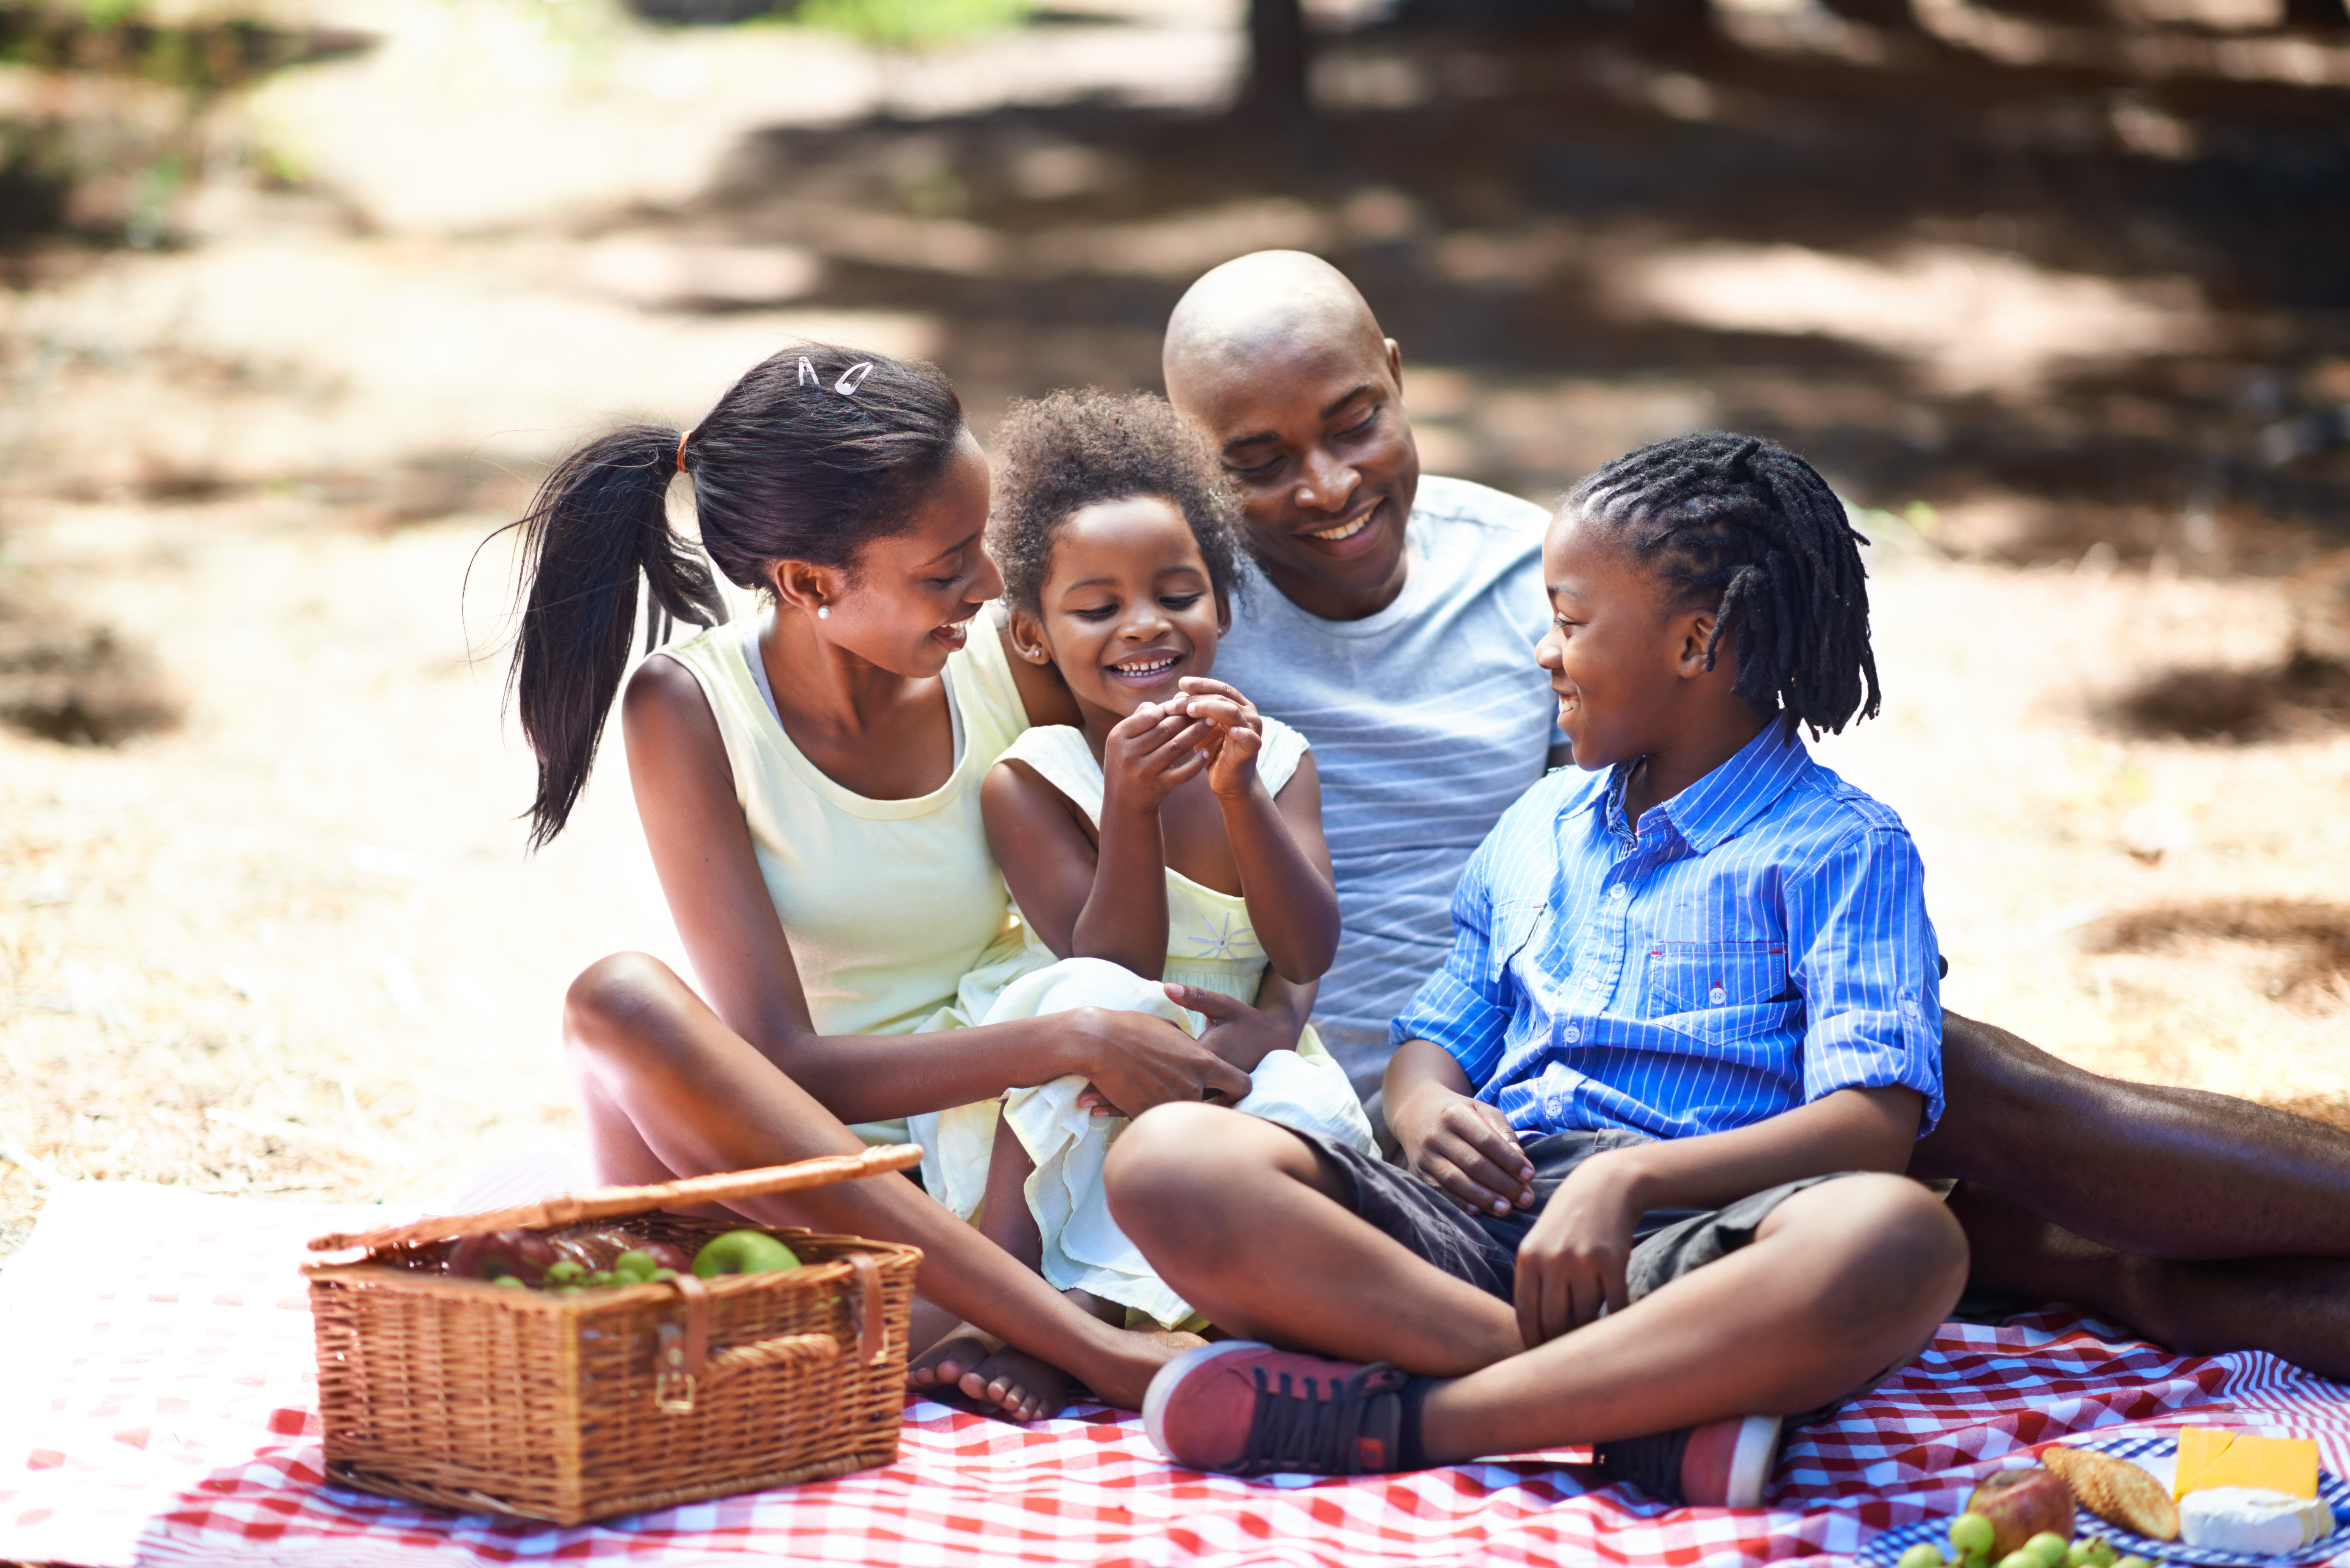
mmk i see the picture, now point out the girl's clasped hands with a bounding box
[1102,678,1268,812]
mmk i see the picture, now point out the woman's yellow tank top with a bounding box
[658,613,1031,1142]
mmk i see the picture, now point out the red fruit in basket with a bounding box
[640,1241,693,1274]
[447,1228,559,1285]
[1967,1468,2076,1559]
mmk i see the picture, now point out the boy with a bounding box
[1103,431,1969,1506]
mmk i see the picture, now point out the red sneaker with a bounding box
[1593,1413,1783,1507]
[1142,1341,1412,1476]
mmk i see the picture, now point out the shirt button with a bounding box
[1709,984,1727,1006]
[1563,1025,1582,1043]
[1609,886,1627,901]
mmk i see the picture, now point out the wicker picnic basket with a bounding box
[301,1145,923,1525]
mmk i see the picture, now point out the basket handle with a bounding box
[652,1254,890,1414]
[307,1143,923,1254]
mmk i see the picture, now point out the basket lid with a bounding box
[305,1143,922,1254]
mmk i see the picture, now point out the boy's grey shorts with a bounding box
[1291,1125,1852,1306]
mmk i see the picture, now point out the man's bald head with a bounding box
[1163,251,1389,408]
[1160,251,1420,622]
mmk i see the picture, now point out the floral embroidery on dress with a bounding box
[1187,911,1262,961]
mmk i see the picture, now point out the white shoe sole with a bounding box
[1141,1339,1273,1463]
[1724,1414,1784,1507]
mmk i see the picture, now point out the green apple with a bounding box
[693,1230,801,1278]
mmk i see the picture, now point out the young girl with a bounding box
[910,390,1376,1404]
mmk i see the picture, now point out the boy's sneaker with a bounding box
[1143,1341,1411,1476]
[1592,1413,1783,1507]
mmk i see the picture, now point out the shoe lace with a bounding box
[1239,1362,1399,1476]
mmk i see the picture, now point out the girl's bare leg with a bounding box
[564,952,1202,1414]
[1108,1104,1968,1459]
[912,1113,1126,1419]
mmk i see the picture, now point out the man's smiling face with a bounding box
[1166,308,1420,623]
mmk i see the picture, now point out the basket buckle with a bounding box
[655,1321,698,1414]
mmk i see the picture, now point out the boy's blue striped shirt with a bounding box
[1391,724,1944,1142]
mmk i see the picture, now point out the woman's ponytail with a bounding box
[503,425,725,851]
[492,342,965,850]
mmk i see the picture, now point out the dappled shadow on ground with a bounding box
[638,1,2350,571]
[2085,898,2350,1003]
[2107,648,2350,741]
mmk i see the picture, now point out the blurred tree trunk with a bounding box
[1243,0,1310,113]
[2284,0,2349,29]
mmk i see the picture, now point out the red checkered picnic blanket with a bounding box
[5,1180,2347,1568]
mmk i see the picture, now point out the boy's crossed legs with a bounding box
[1106,1103,1967,1480]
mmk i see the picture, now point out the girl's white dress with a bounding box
[908,720,1379,1329]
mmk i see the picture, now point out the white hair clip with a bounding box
[797,356,818,387]
[834,361,874,396]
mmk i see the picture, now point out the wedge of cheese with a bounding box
[2178,1487,2336,1554]
[2174,1430,2321,1501]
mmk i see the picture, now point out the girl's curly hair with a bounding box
[989,388,1243,617]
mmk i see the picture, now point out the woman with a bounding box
[503,343,1293,1415]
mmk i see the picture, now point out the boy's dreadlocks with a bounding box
[1569,431,1881,737]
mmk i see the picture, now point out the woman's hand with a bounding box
[1512,1150,1644,1348]
[1065,1005,1251,1117]
[1391,1083,1536,1218]
[1164,982,1298,1076]
[1100,702,1211,818]
[1173,678,1264,801]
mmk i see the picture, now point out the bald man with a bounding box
[1150,249,2350,1380]
[1163,252,1565,1116]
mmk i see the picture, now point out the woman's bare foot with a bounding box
[909,1322,1078,1421]
[909,1318,1211,1420]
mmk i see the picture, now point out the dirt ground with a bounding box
[2,0,2346,1260]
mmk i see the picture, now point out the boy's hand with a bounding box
[1100,701,1212,815]
[1172,677,1263,801]
[1394,1087,1536,1217]
[1512,1153,1643,1347]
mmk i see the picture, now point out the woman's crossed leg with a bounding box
[563,951,1204,1417]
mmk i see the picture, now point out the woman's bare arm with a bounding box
[621,657,1244,1120]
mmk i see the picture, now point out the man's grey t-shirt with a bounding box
[1213,475,1561,1105]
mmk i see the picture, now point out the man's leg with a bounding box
[1947,1182,2350,1381]
[1108,1104,1968,1452]
[564,952,1197,1412]
[1917,1010,2350,1259]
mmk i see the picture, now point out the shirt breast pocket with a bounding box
[1647,940,1792,1017]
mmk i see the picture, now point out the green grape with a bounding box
[2085,1544,2116,1568]
[1998,1552,2042,1568]
[2065,1543,2095,1567]
[543,1260,586,1285]
[1899,1543,1947,1568]
[492,1275,526,1288]
[2113,1557,2152,1568]
[1949,1515,1998,1558]
[2025,1533,2070,1568]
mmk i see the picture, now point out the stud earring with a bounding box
[816,604,830,620]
